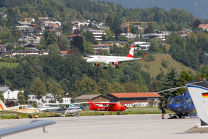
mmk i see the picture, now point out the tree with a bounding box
[48,43,60,55]
[57,35,71,51]
[97,79,111,95]
[30,77,47,99]
[160,68,179,101]
[123,82,140,93]
[111,82,125,93]
[17,91,26,104]
[83,41,94,55]
[47,32,57,45]
[70,36,84,53]
[24,87,31,100]
[80,75,98,93]
[48,80,64,101]
[114,28,122,40]
[105,15,113,30]
[62,21,72,36]
[34,24,41,34]
[0,93,4,102]
[148,80,162,92]
[6,44,14,51]
[112,16,120,30]
[13,7,22,22]
[84,31,98,44]
[192,19,202,29]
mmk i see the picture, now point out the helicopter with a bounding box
[167,92,197,118]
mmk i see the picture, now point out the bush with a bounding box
[144,53,155,62]
[161,60,168,68]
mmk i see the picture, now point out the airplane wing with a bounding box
[0,120,56,138]
[114,58,142,62]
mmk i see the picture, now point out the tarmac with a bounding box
[1,114,208,139]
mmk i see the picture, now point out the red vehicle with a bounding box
[87,100,127,115]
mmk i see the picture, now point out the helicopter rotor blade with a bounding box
[156,86,187,94]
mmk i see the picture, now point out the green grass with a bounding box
[0,62,19,68]
[139,54,194,78]
[0,107,173,119]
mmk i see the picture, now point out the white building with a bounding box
[131,41,150,50]
[120,33,140,40]
[0,87,24,101]
[142,31,170,41]
[88,29,106,41]
[92,44,110,53]
[28,93,71,104]
[18,35,41,44]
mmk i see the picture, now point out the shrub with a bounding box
[161,60,168,68]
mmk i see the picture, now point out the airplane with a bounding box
[0,99,41,114]
[37,101,84,111]
[0,120,55,138]
[86,44,146,68]
[46,106,82,117]
[87,100,127,115]
[157,78,208,133]
[167,92,196,118]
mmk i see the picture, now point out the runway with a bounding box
[1,114,207,139]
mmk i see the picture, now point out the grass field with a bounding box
[0,107,173,119]
[0,62,19,68]
[139,54,194,78]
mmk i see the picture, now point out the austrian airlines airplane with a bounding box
[86,45,145,68]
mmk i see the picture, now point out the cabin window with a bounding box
[19,106,22,109]
[23,106,26,109]
[185,98,192,104]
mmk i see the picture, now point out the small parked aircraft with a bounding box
[87,100,127,115]
[46,106,82,117]
[0,99,41,114]
[86,44,145,68]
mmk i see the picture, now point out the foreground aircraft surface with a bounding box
[87,100,127,115]
[86,45,145,68]
[0,120,55,138]
[0,100,40,114]
[158,78,208,133]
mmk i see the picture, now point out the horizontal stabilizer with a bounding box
[185,124,208,133]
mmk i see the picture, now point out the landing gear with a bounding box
[122,111,124,115]
[109,112,112,115]
[115,66,119,69]
[76,113,80,117]
[103,66,107,69]
[117,111,120,115]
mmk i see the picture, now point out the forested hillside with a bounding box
[1,0,208,99]
[92,0,208,19]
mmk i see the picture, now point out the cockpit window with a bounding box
[175,97,184,105]
[185,97,192,104]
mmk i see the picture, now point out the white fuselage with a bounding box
[86,55,135,64]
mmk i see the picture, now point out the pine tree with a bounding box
[160,68,179,101]
[105,15,113,30]
[112,16,120,30]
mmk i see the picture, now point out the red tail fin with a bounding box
[87,100,96,110]
[142,54,146,58]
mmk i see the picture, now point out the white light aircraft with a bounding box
[0,99,41,114]
[86,45,146,68]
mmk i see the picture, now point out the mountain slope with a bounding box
[92,0,208,19]
[138,54,194,78]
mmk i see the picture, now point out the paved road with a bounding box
[1,114,207,139]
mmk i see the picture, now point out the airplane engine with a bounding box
[112,62,118,66]
[94,63,100,66]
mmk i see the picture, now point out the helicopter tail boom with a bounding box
[185,78,208,133]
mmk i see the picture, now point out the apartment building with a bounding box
[88,29,106,41]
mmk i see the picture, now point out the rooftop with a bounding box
[67,34,81,38]
[60,51,68,54]
[110,93,162,98]
[73,94,111,100]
